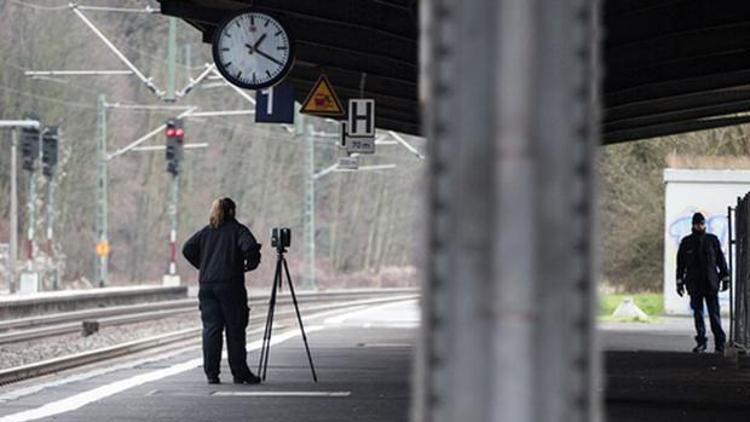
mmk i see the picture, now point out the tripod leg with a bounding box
[261,257,282,379]
[282,257,318,382]
[258,278,276,375]
[258,258,281,377]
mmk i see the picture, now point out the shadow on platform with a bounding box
[606,350,750,422]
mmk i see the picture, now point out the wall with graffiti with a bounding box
[663,169,750,315]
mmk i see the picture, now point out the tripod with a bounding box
[257,247,318,382]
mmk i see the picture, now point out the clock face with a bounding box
[212,11,294,90]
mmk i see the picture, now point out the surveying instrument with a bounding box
[258,227,318,382]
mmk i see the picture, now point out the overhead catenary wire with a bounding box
[8,0,69,11]
[9,0,210,71]
[0,85,96,109]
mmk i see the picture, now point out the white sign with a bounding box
[338,156,359,170]
[340,121,375,154]
[347,99,375,138]
[19,271,39,294]
[162,274,181,287]
[347,137,375,154]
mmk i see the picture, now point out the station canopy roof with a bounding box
[159,0,750,144]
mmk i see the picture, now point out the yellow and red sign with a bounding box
[300,74,345,117]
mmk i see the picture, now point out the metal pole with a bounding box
[416,0,600,421]
[184,44,191,87]
[96,94,109,287]
[164,23,179,279]
[45,175,54,242]
[302,111,316,289]
[166,17,177,102]
[26,131,39,270]
[46,176,57,290]
[729,205,734,343]
[168,173,180,276]
[9,129,18,293]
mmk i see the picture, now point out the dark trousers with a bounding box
[198,284,251,378]
[690,293,726,347]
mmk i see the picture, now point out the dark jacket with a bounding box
[182,218,261,284]
[676,231,728,295]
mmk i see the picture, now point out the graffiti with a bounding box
[668,208,729,250]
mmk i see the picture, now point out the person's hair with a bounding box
[209,197,236,228]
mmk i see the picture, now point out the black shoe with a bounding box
[233,372,261,385]
[692,343,707,353]
[715,344,725,354]
[207,376,220,384]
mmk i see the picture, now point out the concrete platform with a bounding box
[602,318,750,421]
[0,285,189,319]
[0,300,417,422]
[4,304,750,421]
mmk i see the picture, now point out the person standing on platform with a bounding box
[183,197,262,384]
[676,212,730,354]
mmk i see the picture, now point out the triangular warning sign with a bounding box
[300,74,345,117]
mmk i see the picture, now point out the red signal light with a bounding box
[174,128,184,137]
[165,128,176,137]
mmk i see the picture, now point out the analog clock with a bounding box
[212,11,294,90]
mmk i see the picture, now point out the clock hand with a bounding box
[255,48,284,66]
[253,33,267,50]
[244,43,255,54]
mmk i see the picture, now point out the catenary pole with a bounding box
[96,94,109,287]
[9,129,18,293]
[302,110,316,289]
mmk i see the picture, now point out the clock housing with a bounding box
[212,11,294,90]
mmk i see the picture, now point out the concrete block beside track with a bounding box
[0,285,189,319]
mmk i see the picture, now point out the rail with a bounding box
[0,291,418,385]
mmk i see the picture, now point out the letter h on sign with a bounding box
[346,99,375,138]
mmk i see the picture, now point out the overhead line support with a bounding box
[69,3,164,97]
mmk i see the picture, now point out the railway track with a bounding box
[0,291,418,385]
[0,288,416,345]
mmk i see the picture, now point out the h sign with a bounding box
[346,99,375,138]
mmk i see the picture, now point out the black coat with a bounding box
[182,218,261,285]
[676,231,728,295]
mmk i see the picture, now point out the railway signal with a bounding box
[42,127,59,178]
[165,118,184,175]
[20,119,40,172]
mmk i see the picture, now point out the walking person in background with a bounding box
[676,212,730,354]
[183,197,262,384]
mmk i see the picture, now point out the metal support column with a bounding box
[9,129,18,293]
[25,131,39,270]
[168,173,180,276]
[184,44,191,86]
[46,174,57,289]
[165,17,177,102]
[416,0,601,421]
[302,113,316,289]
[96,94,109,287]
